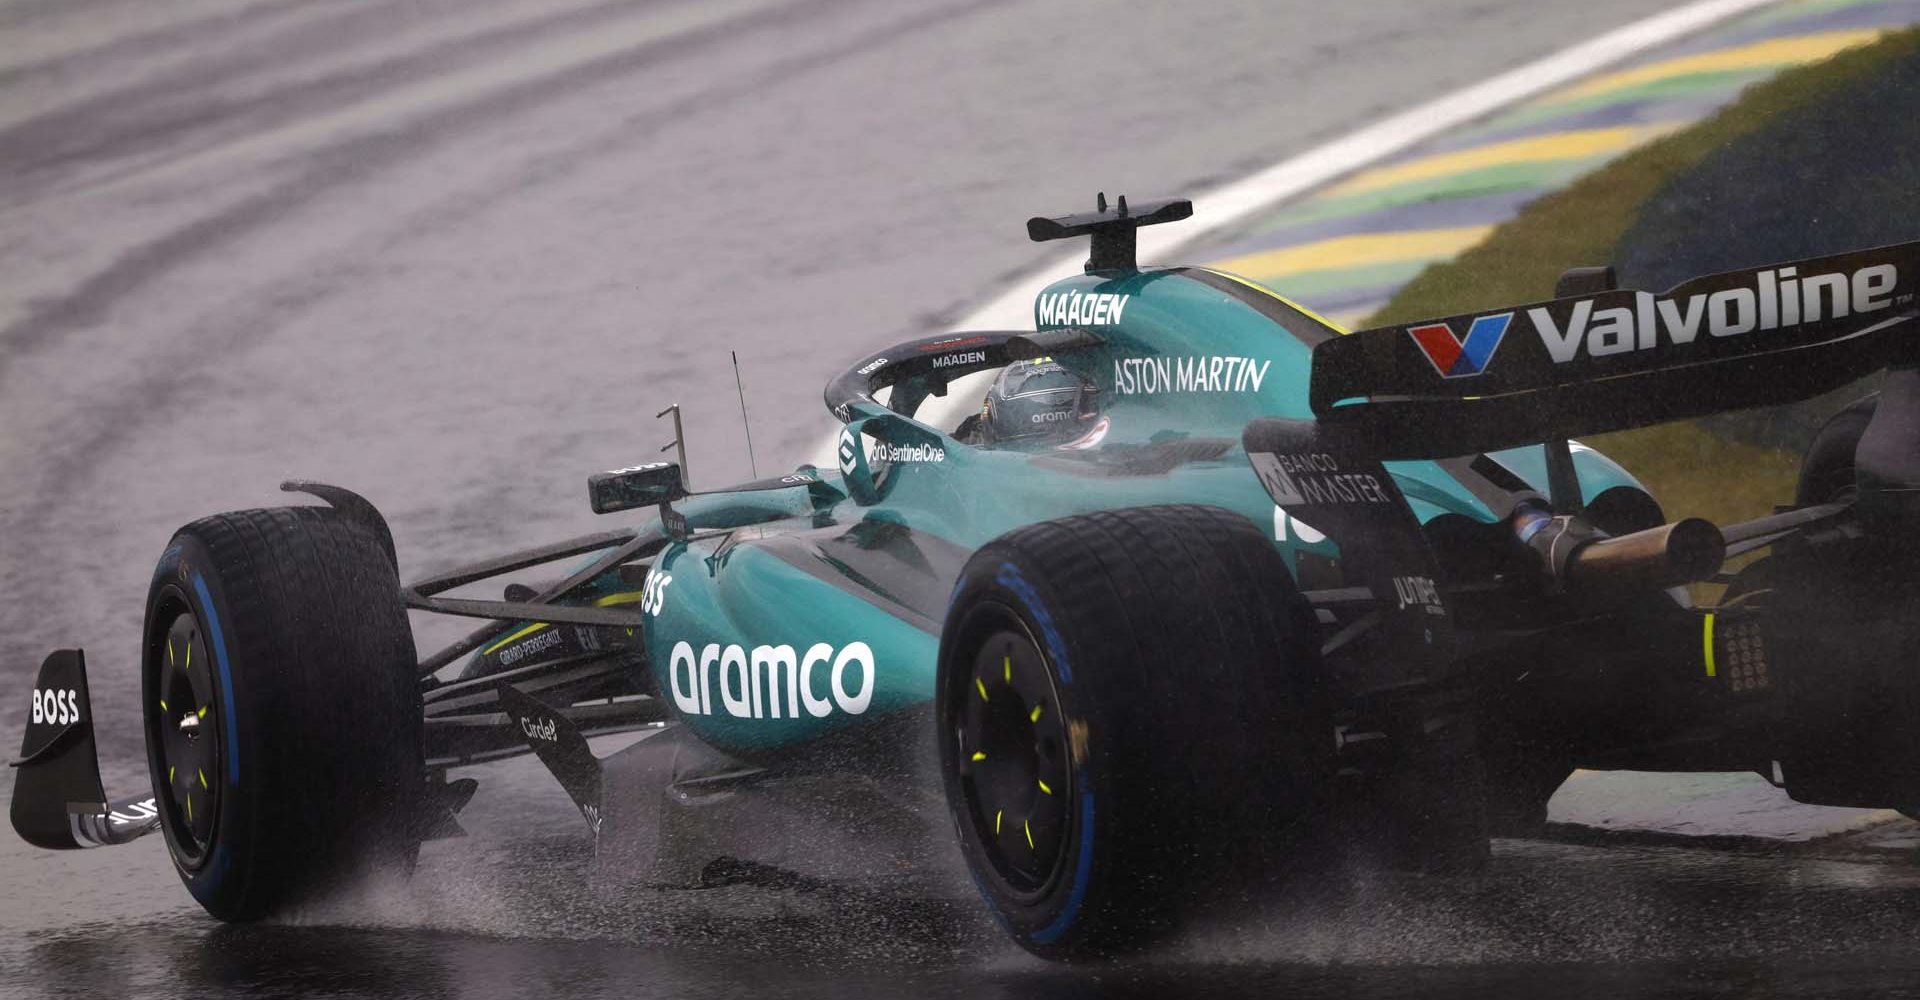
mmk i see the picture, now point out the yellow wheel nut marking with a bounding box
[1024,820,1034,850]
[995,810,1003,835]
[971,751,987,762]
[197,706,208,719]
[168,766,175,782]
[1030,704,1043,723]
[186,796,193,822]
[167,642,175,666]
[1037,778,1052,795]
[198,769,208,790]
[975,677,989,702]
[1003,655,1011,684]
[159,698,168,712]
[185,643,191,669]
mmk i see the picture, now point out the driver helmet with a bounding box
[980,358,1099,444]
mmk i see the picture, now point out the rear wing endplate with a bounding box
[1312,241,1920,459]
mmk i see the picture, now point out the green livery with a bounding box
[629,258,1646,756]
[20,196,1920,962]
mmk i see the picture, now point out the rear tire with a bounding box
[1754,395,1920,808]
[142,506,421,920]
[1479,754,1570,839]
[1796,393,1877,506]
[1364,702,1493,869]
[937,504,1334,960]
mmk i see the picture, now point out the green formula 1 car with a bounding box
[14,196,1920,959]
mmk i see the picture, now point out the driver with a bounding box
[962,358,1101,447]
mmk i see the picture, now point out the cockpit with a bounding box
[952,358,1106,449]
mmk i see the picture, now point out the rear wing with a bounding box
[1310,241,1920,459]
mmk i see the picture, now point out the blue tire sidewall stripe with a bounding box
[190,573,241,788]
[1031,791,1095,945]
[994,562,1073,685]
[989,556,1092,946]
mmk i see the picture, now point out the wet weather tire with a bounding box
[938,504,1333,960]
[1481,755,1571,838]
[142,506,421,920]
[1750,393,1920,809]
[1796,393,1877,506]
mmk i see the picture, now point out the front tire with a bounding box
[937,505,1333,959]
[142,506,421,920]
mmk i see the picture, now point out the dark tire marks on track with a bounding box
[0,0,1013,640]
[0,0,855,368]
[0,0,745,202]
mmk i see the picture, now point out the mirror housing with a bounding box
[589,462,688,514]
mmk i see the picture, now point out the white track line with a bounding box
[821,0,1789,461]
[954,0,1787,332]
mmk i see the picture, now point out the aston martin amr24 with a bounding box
[15,196,1920,958]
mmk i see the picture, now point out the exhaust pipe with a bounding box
[1563,518,1725,593]
[1513,507,1725,595]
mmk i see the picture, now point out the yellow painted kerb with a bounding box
[1208,225,1496,281]
[1548,29,1886,104]
[1323,124,1679,198]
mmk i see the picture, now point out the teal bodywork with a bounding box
[497,266,1651,758]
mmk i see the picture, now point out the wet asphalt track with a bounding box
[10,0,1920,995]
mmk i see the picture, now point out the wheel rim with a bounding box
[153,609,221,865]
[954,615,1072,893]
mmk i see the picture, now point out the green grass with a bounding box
[1582,423,1801,526]
[1364,26,1920,527]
